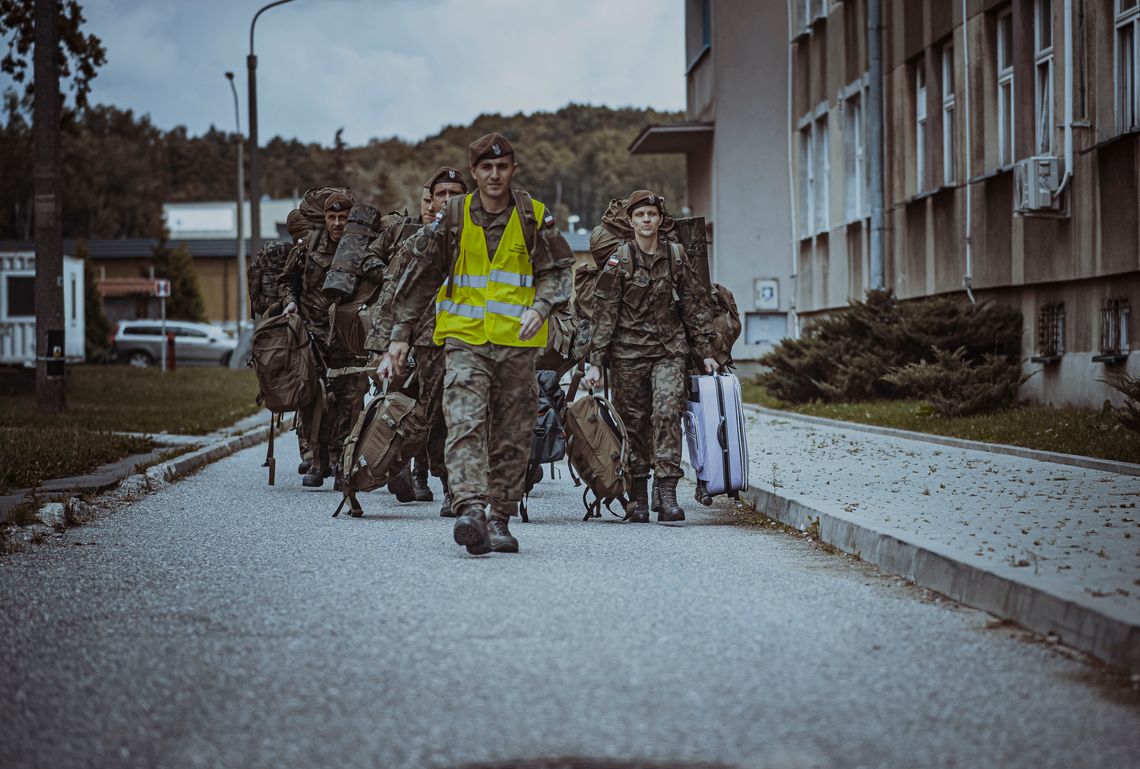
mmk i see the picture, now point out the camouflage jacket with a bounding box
[364,216,434,352]
[388,191,575,346]
[588,240,714,366]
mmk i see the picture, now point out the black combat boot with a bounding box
[651,478,662,513]
[487,515,519,553]
[439,488,456,517]
[386,462,416,503]
[453,503,491,555]
[626,476,650,523]
[656,478,685,523]
[302,463,329,488]
[298,458,312,475]
[412,459,433,502]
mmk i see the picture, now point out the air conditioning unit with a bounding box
[1013,155,1063,214]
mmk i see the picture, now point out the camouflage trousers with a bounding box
[610,354,686,479]
[296,349,367,471]
[443,339,537,521]
[411,344,447,481]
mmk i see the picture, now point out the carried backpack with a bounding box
[564,390,630,520]
[520,370,568,518]
[588,197,677,268]
[334,376,427,518]
[296,185,353,231]
[247,240,292,318]
[250,312,319,413]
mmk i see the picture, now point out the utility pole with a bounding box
[247,0,298,260]
[867,0,886,291]
[225,72,247,325]
[34,0,65,413]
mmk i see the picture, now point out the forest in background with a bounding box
[0,93,686,240]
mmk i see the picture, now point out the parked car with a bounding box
[111,320,237,367]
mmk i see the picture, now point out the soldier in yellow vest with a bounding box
[385,133,574,554]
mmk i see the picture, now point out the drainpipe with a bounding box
[962,0,976,303]
[787,0,799,337]
[868,0,885,291]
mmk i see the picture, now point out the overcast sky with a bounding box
[4,0,686,145]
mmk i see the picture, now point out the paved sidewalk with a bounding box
[733,406,1140,671]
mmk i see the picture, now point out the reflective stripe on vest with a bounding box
[433,193,548,348]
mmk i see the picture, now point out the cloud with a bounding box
[2,0,684,144]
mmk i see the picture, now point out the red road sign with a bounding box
[154,279,171,298]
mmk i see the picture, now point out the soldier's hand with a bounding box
[518,308,543,341]
[388,341,410,375]
[366,353,386,385]
[703,357,720,374]
[375,352,394,381]
[283,301,297,315]
[583,365,603,390]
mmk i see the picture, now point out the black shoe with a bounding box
[626,476,650,523]
[487,517,519,553]
[439,490,456,517]
[656,478,686,523]
[302,466,329,488]
[412,474,433,502]
[387,465,416,503]
[651,479,662,513]
[453,504,491,555]
[298,459,312,475]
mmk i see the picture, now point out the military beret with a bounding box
[468,132,514,167]
[426,166,468,194]
[323,191,353,213]
[626,189,665,216]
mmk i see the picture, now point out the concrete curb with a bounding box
[143,425,270,485]
[707,458,1140,672]
[744,404,1140,477]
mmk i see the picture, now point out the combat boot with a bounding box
[297,458,312,475]
[651,478,662,513]
[656,478,685,523]
[453,503,491,555]
[386,462,416,503]
[412,459,433,502]
[302,463,330,488]
[626,476,650,523]
[439,488,456,517]
[487,514,519,553]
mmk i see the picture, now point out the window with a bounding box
[798,111,830,237]
[1035,302,1065,361]
[1035,0,1055,154]
[1098,297,1131,360]
[997,10,1016,167]
[700,0,711,49]
[6,276,34,316]
[916,57,928,192]
[799,0,827,29]
[845,89,868,222]
[1117,0,1140,132]
[942,45,957,185]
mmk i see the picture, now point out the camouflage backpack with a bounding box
[250,312,319,413]
[247,240,292,318]
[564,391,629,520]
[296,185,353,231]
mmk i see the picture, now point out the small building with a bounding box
[0,251,85,365]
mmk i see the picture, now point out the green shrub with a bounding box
[1107,374,1140,432]
[757,290,1023,404]
[882,347,1030,417]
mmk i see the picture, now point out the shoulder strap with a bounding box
[443,193,468,299]
[512,188,540,255]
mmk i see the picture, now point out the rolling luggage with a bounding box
[683,372,749,498]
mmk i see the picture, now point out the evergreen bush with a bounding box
[78,241,112,362]
[1106,374,1140,433]
[882,347,1031,417]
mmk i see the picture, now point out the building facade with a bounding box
[631,0,795,366]
[791,0,1139,407]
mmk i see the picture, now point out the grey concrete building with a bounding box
[631,0,795,366]
[791,0,1138,408]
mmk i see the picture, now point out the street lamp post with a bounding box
[246,0,298,260]
[224,72,247,326]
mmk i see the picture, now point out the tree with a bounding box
[76,239,111,361]
[164,243,207,322]
[0,0,106,111]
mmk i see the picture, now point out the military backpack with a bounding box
[250,312,319,413]
[564,390,630,520]
[247,240,292,318]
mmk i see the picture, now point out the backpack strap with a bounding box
[442,193,467,299]
[511,188,540,256]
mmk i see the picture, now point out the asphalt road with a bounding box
[2,441,1138,769]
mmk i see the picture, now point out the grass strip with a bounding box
[0,426,155,495]
[741,380,1140,465]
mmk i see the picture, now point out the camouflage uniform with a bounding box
[588,240,714,480]
[279,229,373,475]
[390,191,574,522]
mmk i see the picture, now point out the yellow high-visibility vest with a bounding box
[433,193,548,348]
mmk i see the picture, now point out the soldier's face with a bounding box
[471,156,516,198]
[431,181,466,214]
[419,189,432,224]
[325,209,349,242]
[629,205,661,238]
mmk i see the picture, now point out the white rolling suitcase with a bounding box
[683,372,749,497]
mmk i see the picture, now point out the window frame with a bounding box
[1116,0,1140,133]
[915,56,928,193]
[997,9,1016,168]
[1035,302,1066,361]
[1099,297,1132,357]
[942,45,957,186]
[844,84,868,223]
[1034,0,1055,155]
